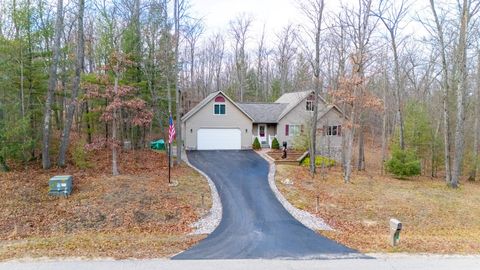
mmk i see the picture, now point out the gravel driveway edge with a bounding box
[182,152,222,235]
[257,151,333,231]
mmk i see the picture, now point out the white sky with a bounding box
[189,0,305,41]
[189,0,429,47]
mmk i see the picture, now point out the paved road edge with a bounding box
[4,256,480,270]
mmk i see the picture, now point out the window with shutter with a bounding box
[285,124,289,136]
[287,125,301,136]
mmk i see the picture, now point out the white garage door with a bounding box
[197,128,241,150]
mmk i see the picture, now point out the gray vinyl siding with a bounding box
[277,99,317,146]
[183,94,252,150]
[277,100,343,150]
[317,109,343,149]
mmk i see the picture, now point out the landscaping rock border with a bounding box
[257,150,333,231]
[181,152,222,235]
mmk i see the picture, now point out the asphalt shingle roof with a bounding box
[182,90,341,124]
[237,103,288,123]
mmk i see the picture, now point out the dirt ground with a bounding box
[0,149,212,260]
[275,144,480,254]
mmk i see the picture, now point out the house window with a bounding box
[306,100,314,111]
[306,94,315,111]
[214,104,226,115]
[326,125,342,136]
[289,125,301,136]
[213,95,226,115]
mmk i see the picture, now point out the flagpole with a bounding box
[168,114,174,184]
[168,142,171,184]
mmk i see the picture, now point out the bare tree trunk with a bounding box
[112,71,120,176]
[174,0,182,164]
[13,0,25,120]
[357,117,365,171]
[375,2,408,150]
[230,16,252,101]
[431,120,440,177]
[57,0,84,167]
[256,28,266,101]
[299,0,325,176]
[391,36,405,150]
[469,91,479,181]
[42,0,63,169]
[344,101,357,183]
[469,52,480,181]
[310,79,322,175]
[429,0,452,185]
[381,67,388,175]
[451,0,469,188]
[58,48,68,131]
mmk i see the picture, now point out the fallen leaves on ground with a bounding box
[275,145,480,254]
[0,149,212,260]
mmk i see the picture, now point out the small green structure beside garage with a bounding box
[150,139,166,150]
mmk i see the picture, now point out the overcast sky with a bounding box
[189,0,304,37]
[188,0,429,47]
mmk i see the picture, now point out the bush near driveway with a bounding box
[271,137,280,149]
[252,137,261,150]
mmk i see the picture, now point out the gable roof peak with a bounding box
[275,90,329,120]
[181,91,254,122]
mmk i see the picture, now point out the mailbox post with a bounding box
[389,218,402,246]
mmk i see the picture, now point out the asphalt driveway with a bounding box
[173,150,362,259]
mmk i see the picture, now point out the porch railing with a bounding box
[268,135,277,148]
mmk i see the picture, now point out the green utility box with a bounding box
[150,139,165,150]
[48,175,73,196]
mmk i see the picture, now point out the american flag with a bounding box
[168,115,176,144]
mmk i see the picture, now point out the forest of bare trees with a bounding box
[0,0,479,187]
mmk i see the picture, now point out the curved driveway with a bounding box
[173,150,363,259]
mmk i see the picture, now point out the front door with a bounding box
[258,124,267,144]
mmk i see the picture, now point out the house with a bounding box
[181,90,344,159]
